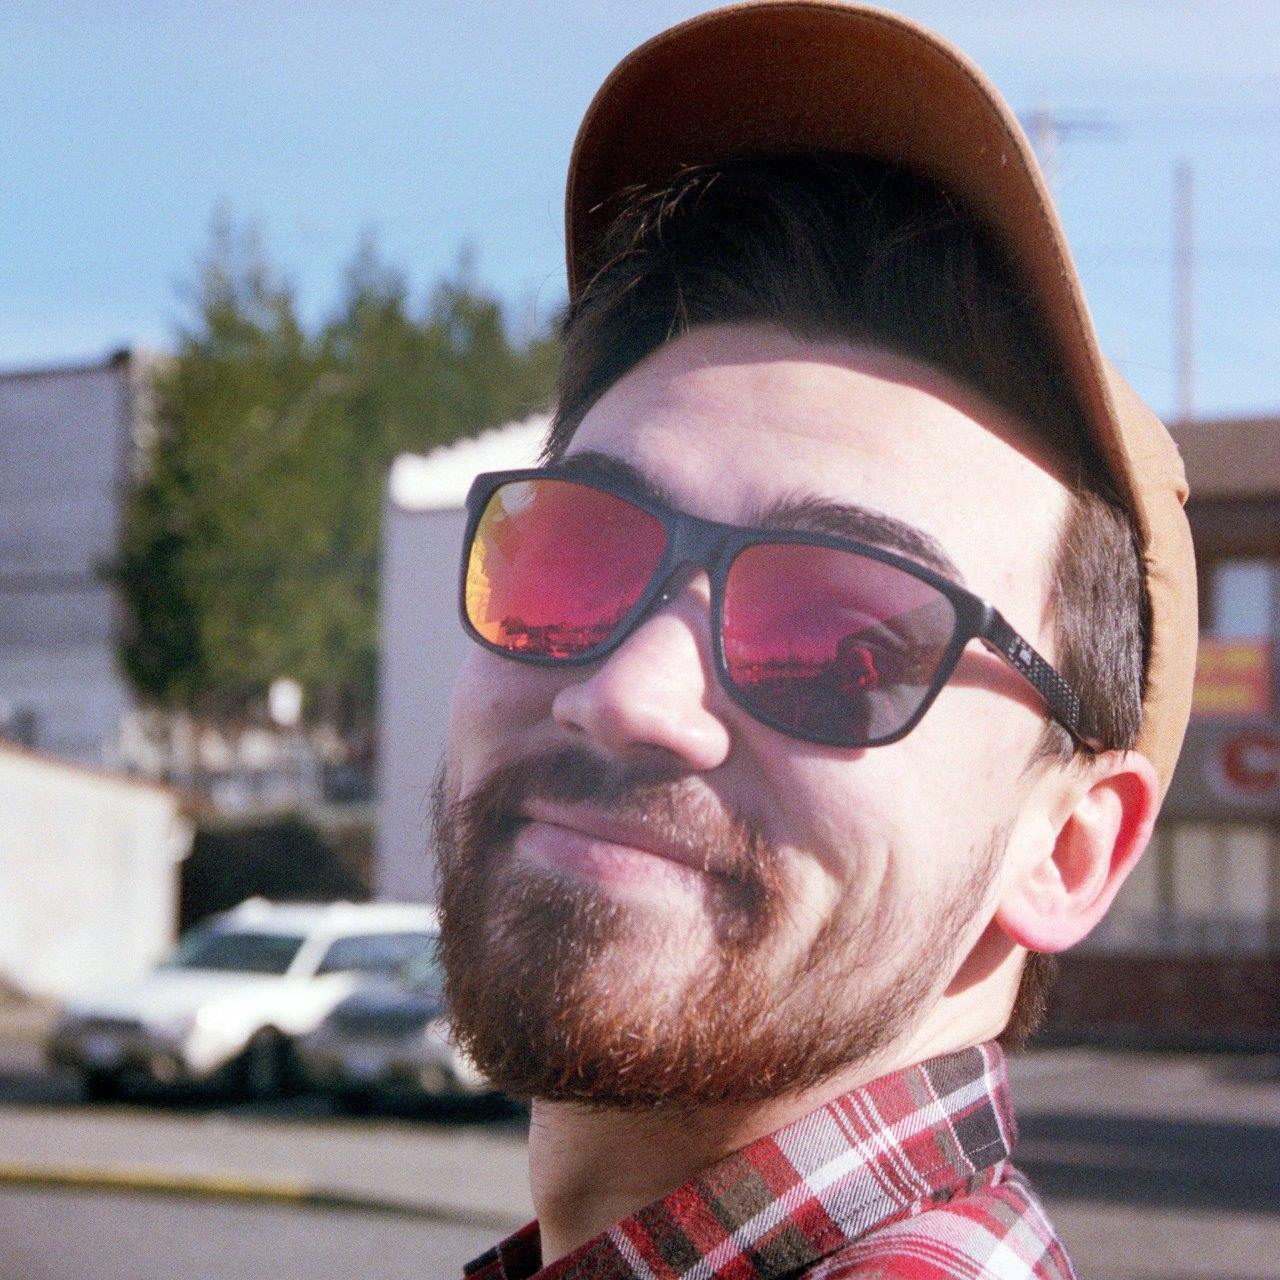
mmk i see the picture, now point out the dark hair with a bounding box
[544,153,1149,1046]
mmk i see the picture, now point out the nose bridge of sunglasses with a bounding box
[650,511,734,608]
[592,513,718,646]
[647,562,714,615]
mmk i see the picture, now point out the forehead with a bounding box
[567,324,1071,615]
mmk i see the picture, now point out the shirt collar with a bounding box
[464,1041,1016,1280]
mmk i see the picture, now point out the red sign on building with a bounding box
[1192,639,1274,718]
[1216,729,1280,800]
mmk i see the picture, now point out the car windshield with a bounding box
[314,931,439,977]
[164,928,306,976]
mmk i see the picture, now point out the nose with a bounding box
[550,573,733,771]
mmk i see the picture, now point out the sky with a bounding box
[2,1,1278,423]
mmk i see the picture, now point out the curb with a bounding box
[0,1161,525,1232]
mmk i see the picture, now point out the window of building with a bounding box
[1210,558,1276,639]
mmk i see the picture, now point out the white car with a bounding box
[47,898,440,1100]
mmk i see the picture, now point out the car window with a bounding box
[398,950,445,995]
[314,931,439,977]
[165,928,307,975]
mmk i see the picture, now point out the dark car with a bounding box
[294,953,494,1106]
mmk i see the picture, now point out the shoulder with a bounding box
[799,1161,1076,1280]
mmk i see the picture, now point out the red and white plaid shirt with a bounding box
[463,1042,1074,1279]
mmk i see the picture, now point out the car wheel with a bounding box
[82,1068,124,1103]
[237,1029,290,1101]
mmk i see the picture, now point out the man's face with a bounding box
[436,323,1071,1106]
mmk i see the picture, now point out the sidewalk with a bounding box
[0,1090,533,1227]
[0,999,532,1227]
[1008,1044,1280,1126]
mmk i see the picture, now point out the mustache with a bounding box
[438,743,775,892]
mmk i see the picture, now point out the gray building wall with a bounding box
[0,354,140,764]
[376,418,546,903]
[377,501,471,902]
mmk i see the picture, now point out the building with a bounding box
[1051,415,1280,1045]
[377,414,547,900]
[0,351,360,816]
[0,350,154,767]
[0,744,193,999]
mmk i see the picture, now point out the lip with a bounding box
[516,799,710,889]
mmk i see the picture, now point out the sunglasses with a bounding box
[459,465,1092,751]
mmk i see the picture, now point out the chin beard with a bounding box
[433,745,1000,1110]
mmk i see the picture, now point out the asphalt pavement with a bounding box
[0,1039,1276,1280]
[1,1184,496,1280]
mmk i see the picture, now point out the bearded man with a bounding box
[432,4,1198,1277]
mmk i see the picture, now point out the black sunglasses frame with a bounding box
[459,466,1093,751]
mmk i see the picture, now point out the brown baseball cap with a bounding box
[565,0,1198,798]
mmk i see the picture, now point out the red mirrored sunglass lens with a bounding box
[722,542,958,743]
[465,478,668,658]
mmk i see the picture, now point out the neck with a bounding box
[527,1072,862,1266]
[526,937,1023,1265]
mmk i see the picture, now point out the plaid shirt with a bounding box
[463,1042,1074,1280]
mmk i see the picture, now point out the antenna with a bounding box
[1019,103,1118,195]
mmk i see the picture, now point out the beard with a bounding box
[433,743,1001,1109]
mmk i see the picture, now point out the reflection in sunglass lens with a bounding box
[465,478,668,658]
[722,542,957,744]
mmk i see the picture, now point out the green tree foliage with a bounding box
[116,215,559,733]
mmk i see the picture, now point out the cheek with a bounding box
[924,668,1046,813]
[446,650,557,794]
[766,728,1008,916]
[871,702,1030,896]
[753,751,902,937]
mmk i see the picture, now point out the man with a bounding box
[434,4,1197,1277]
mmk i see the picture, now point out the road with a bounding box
[1,1185,496,1280]
[1007,1049,1280,1279]
[0,1045,1276,1280]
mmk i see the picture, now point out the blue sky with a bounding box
[3,1,1278,422]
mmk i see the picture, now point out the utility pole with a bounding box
[1175,160,1195,427]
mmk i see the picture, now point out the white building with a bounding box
[377,414,548,901]
[0,744,192,999]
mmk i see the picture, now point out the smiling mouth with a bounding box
[515,799,712,893]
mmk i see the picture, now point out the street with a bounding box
[2,1186,495,1280]
[0,1045,1276,1280]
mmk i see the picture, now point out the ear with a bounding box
[995,751,1160,954]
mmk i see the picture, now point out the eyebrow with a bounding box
[558,449,965,584]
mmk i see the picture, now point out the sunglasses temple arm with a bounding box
[977,609,1100,751]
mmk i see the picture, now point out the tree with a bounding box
[116,216,559,738]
